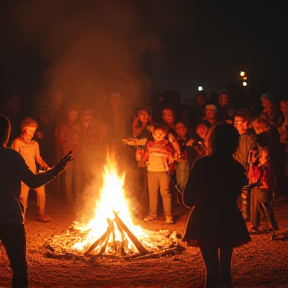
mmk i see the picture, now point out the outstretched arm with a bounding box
[20,151,74,189]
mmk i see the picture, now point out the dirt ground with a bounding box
[1,189,288,288]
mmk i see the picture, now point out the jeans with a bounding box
[21,183,45,216]
[136,166,149,216]
[251,188,278,230]
[65,161,83,204]
[0,223,28,288]
[147,171,172,217]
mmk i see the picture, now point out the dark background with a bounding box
[0,0,288,110]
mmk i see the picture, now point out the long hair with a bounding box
[206,122,239,156]
[0,114,11,146]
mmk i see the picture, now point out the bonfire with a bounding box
[44,152,184,260]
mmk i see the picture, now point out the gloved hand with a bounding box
[53,151,74,175]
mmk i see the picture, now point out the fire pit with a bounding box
[44,153,185,261]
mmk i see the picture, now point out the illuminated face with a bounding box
[234,116,248,135]
[175,123,187,138]
[205,107,217,119]
[218,94,229,107]
[138,109,149,123]
[162,109,175,125]
[68,109,78,122]
[196,124,208,139]
[259,150,269,165]
[152,128,166,142]
[261,98,273,110]
[280,101,288,114]
[23,126,36,140]
[251,118,266,134]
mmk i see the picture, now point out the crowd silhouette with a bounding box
[1,88,288,224]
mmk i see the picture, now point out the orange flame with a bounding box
[73,152,146,253]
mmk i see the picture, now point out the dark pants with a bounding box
[0,223,28,288]
[251,188,278,230]
[199,244,233,288]
[136,166,149,216]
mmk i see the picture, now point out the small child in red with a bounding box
[136,123,176,224]
[247,147,278,232]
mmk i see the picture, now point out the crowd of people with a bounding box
[0,89,288,223]
[1,87,288,287]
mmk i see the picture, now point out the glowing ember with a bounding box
[72,152,148,254]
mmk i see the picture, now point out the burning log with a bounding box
[43,153,186,260]
[113,211,148,255]
[84,220,114,255]
[84,213,148,256]
[113,218,126,256]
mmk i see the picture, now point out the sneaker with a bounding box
[143,214,157,222]
[165,216,174,224]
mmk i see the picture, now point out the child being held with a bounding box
[247,146,279,232]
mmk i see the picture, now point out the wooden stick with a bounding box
[134,247,177,260]
[113,211,148,255]
[114,218,126,256]
[84,220,113,255]
[99,219,114,255]
[99,235,109,255]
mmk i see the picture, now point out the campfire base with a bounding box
[43,221,185,261]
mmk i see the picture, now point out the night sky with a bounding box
[0,0,288,108]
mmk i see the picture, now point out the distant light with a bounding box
[242,81,248,86]
[240,71,246,77]
[198,86,203,91]
[242,76,248,80]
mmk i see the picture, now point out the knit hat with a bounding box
[261,92,275,103]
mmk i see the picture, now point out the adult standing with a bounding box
[54,102,82,204]
[0,114,73,288]
[233,109,256,221]
[182,123,251,288]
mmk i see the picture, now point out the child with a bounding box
[247,146,279,232]
[136,123,175,224]
[11,117,52,222]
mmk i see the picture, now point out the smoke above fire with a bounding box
[10,0,181,108]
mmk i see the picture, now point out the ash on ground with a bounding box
[43,221,185,261]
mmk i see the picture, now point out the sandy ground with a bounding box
[1,189,288,288]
